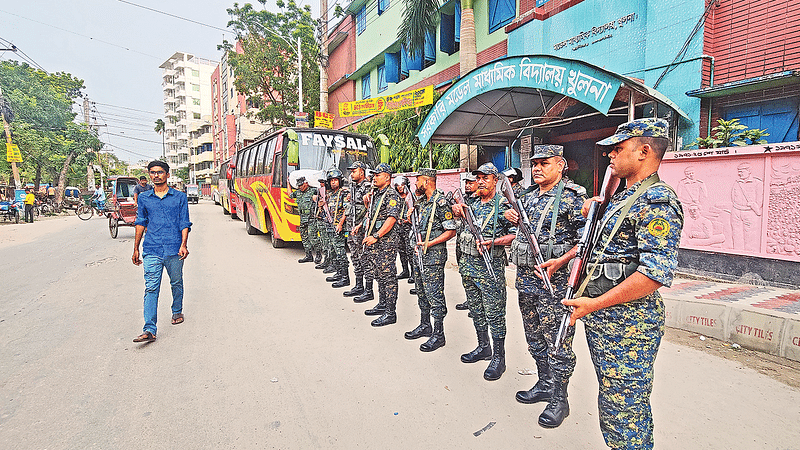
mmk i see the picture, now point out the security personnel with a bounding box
[563,118,684,450]
[393,176,413,281]
[504,145,587,428]
[404,168,457,351]
[315,175,336,274]
[344,161,371,298]
[324,168,351,287]
[453,162,516,381]
[291,177,317,263]
[454,173,479,312]
[361,163,402,326]
[503,167,528,197]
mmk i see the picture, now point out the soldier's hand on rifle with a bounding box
[318,199,325,207]
[352,223,362,234]
[537,258,561,280]
[451,203,464,218]
[581,196,603,217]
[363,192,372,205]
[561,296,595,326]
[363,235,377,246]
[503,209,520,224]
[404,209,413,224]
[416,240,428,253]
[336,221,343,233]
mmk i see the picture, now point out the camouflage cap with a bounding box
[326,168,343,179]
[597,118,669,146]
[502,167,523,183]
[373,162,392,175]
[348,160,370,171]
[531,144,564,160]
[296,176,307,185]
[471,162,499,176]
[464,172,477,182]
[418,168,437,178]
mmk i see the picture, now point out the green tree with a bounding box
[221,0,320,127]
[154,118,166,158]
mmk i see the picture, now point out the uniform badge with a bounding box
[647,218,671,237]
[445,211,453,220]
[389,199,397,207]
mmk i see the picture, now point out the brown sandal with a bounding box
[133,331,156,342]
[171,313,184,325]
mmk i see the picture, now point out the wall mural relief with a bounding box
[661,143,800,262]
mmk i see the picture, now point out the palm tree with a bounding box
[154,118,165,159]
[398,0,476,75]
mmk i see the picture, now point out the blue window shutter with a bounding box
[378,64,388,92]
[424,30,436,63]
[400,46,409,77]
[357,5,366,35]
[440,13,455,55]
[378,0,390,15]
[385,52,400,84]
[488,0,515,34]
[455,1,461,43]
[362,73,371,99]
[405,43,423,71]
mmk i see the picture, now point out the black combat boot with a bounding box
[515,359,553,404]
[315,251,327,269]
[420,318,445,352]
[397,254,410,279]
[455,302,468,310]
[313,250,322,264]
[343,276,364,297]
[409,288,417,295]
[461,329,492,363]
[371,298,397,326]
[538,379,570,428]
[298,251,314,263]
[404,310,432,339]
[407,275,415,284]
[364,300,386,316]
[331,269,350,288]
[326,269,343,282]
[483,336,506,381]
[353,280,374,303]
[323,252,336,273]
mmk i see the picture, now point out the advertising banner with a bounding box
[339,85,433,117]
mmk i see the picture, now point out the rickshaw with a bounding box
[0,189,24,223]
[106,176,139,238]
[186,184,200,204]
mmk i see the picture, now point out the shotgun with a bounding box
[453,188,498,281]
[404,192,426,273]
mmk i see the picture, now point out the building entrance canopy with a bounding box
[417,55,690,147]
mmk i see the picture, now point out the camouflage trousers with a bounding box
[308,220,323,251]
[516,266,576,382]
[298,222,313,253]
[330,228,349,272]
[461,257,507,339]
[347,227,366,278]
[583,279,665,450]
[413,262,447,319]
[363,237,398,308]
[397,224,413,271]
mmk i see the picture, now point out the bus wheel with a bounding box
[245,210,259,235]
[266,214,286,248]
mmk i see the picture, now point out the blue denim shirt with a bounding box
[135,188,192,257]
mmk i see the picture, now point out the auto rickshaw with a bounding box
[186,184,200,204]
[106,176,139,238]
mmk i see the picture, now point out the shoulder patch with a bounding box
[389,199,397,207]
[445,211,453,220]
[647,217,671,237]
[564,181,587,196]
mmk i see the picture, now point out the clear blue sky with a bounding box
[0,0,321,163]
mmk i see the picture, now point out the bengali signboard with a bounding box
[294,111,309,128]
[338,85,434,117]
[417,55,622,147]
[314,111,334,129]
[5,143,22,162]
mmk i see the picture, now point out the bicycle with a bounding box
[77,198,108,221]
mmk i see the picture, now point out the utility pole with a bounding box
[319,0,328,113]
[297,36,304,113]
[0,86,21,188]
[84,97,97,191]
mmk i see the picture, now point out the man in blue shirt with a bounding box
[132,160,192,343]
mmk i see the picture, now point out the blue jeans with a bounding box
[142,253,184,335]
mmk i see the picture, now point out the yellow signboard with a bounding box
[5,143,22,163]
[339,85,434,118]
[314,111,334,129]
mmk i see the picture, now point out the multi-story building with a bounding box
[159,51,217,177]
[211,41,272,171]
[189,119,214,183]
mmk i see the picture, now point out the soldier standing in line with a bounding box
[307,178,324,266]
[291,177,317,263]
[324,168,351,288]
[563,118,684,450]
[452,162,516,381]
[404,168,457,351]
[503,145,587,428]
[393,176,413,281]
[454,173,479,312]
[344,161,372,299]
[361,163,402,326]
[316,175,337,275]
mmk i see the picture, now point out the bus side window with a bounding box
[263,138,276,175]
[272,139,284,188]
[254,142,266,175]
[249,147,259,176]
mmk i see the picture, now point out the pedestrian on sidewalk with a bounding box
[563,119,684,450]
[24,188,35,223]
[131,160,192,343]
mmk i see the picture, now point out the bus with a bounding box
[218,157,238,218]
[231,127,388,248]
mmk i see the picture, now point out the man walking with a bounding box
[504,145,587,428]
[404,168,457,351]
[564,119,683,449]
[132,160,192,343]
[291,177,317,263]
[133,175,152,204]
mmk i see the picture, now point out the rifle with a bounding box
[453,188,498,281]
[317,182,334,224]
[553,168,621,348]
[498,175,554,295]
[404,192,426,273]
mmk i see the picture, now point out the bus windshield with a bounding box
[295,131,376,174]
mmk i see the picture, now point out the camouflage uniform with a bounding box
[512,177,586,384]
[326,185,350,277]
[397,191,414,275]
[290,185,318,254]
[584,119,684,449]
[363,173,402,323]
[413,189,457,320]
[345,175,371,295]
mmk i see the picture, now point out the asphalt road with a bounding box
[1,202,799,449]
